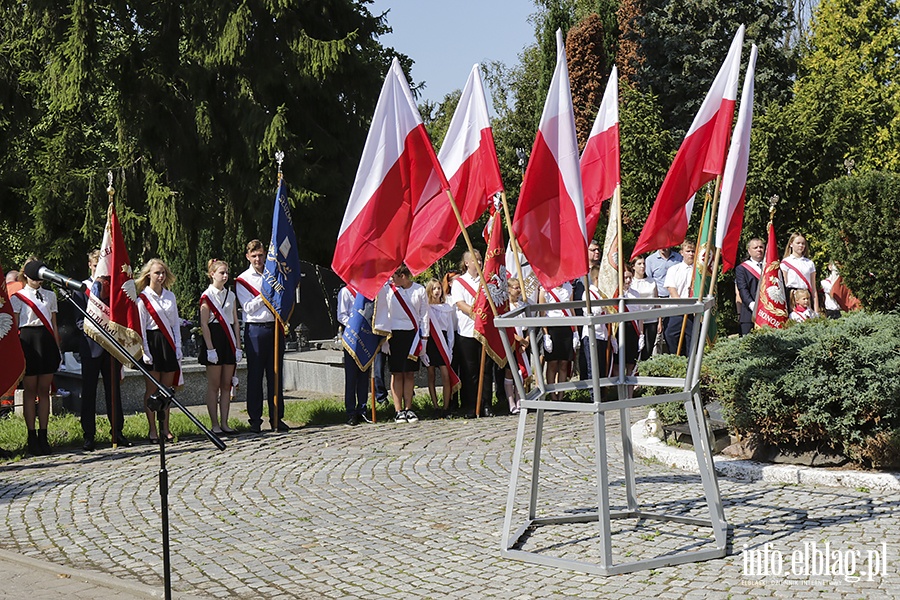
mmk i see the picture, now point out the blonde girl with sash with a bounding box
[424,278,456,418]
[199,259,242,434]
[781,233,819,314]
[137,258,182,443]
[11,258,60,455]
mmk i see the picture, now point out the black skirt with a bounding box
[146,329,179,373]
[198,323,237,366]
[20,326,60,376]
[544,326,574,361]
[388,329,420,373]
[425,336,447,368]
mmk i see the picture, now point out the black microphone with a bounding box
[23,261,87,292]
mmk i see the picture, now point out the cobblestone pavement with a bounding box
[0,406,897,599]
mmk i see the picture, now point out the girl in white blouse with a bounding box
[137,258,182,443]
[424,278,456,418]
[11,258,60,455]
[199,259,242,434]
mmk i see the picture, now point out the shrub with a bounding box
[705,311,900,468]
[821,172,900,312]
[635,353,716,426]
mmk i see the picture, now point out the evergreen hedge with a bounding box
[639,311,900,469]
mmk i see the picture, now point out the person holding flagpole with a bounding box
[199,259,242,434]
[735,238,765,335]
[76,249,131,450]
[451,250,493,418]
[236,239,286,434]
[137,258,182,444]
[11,257,60,456]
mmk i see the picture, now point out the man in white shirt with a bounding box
[451,250,493,418]
[663,241,696,355]
[236,239,286,434]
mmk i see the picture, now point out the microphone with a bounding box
[23,261,87,292]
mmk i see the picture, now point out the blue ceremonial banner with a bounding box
[341,293,384,371]
[262,178,302,327]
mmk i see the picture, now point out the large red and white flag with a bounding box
[407,65,503,275]
[332,58,449,299]
[716,45,758,272]
[474,210,509,368]
[85,200,143,366]
[580,65,620,238]
[513,29,588,290]
[0,259,25,398]
[753,221,789,329]
[632,25,745,258]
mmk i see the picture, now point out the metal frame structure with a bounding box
[494,295,727,575]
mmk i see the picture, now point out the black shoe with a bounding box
[26,430,40,456]
[376,396,390,405]
[114,434,132,448]
[346,414,359,427]
[37,429,52,456]
[464,412,477,419]
[273,420,291,432]
[359,412,372,424]
[482,407,495,418]
[82,437,95,452]
[249,423,262,434]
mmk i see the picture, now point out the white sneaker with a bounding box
[404,410,419,423]
[394,410,408,423]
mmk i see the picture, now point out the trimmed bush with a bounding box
[705,311,900,468]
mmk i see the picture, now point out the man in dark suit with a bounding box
[735,238,765,336]
[76,250,130,450]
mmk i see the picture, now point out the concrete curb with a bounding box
[0,547,207,600]
[631,418,900,492]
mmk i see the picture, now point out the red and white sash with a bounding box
[783,260,813,293]
[792,308,814,322]
[140,291,184,386]
[546,287,576,333]
[455,277,479,300]
[200,291,237,354]
[235,277,260,297]
[389,283,423,360]
[13,290,55,337]
[426,306,461,391]
[739,260,762,280]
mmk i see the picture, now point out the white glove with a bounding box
[235,348,243,362]
[543,335,553,353]
[231,376,239,388]
[420,351,430,367]
[572,331,581,351]
[638,334,646,353]
[207,349,219,364]
[142,352,153,366]
[749,301,756,313]
[609,336,619,354]
[176,347,183,361]
[382,340,391,356]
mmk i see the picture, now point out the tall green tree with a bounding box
[0,0,404,316]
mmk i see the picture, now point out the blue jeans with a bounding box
[244,323,285,426]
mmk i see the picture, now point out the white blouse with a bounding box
[202,286,235,325]
[11,285,57,328]
[139,287,182,355]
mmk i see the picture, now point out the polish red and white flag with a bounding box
[716,44,758,272]
[632,25,744,258]
[580,65,620,238]
[332,58,448,299]
[407,65,503,275]
[512,29,588,290]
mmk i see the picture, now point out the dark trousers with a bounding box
[245,323,285,426]
[373,351,388,402]
[740,320,754,336]
[664,315,693,357]
[458,335,492,414]
[343,350,370,415]
[641,320,659,360]
[80,350,125,439]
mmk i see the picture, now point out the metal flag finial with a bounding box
[107,171,115,203]
[276,151,284,176]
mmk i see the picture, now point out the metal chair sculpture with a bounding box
[495,295,727,575]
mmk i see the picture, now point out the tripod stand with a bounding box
[59,286,226,600]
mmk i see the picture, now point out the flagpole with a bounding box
[615,185,625,386]
[444,189,500,318]
[273,152,285,430]
[107,172,119,449]
[500,191,527,292]
[677,183,715,355]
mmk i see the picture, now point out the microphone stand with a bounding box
[56,285,225,600]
